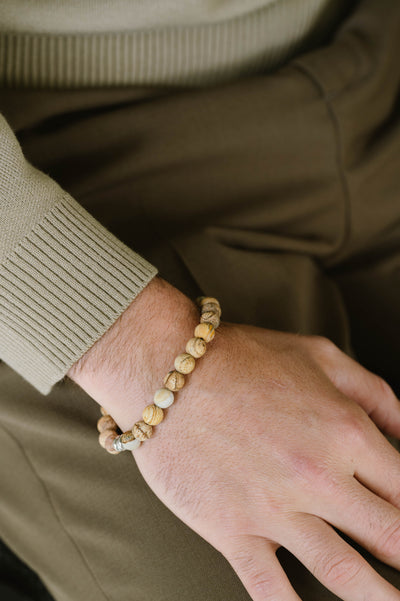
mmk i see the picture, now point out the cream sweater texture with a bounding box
[0,0,344,394]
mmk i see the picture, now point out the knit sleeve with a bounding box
[0,113,159,395]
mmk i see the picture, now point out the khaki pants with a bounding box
[1,1,399,598]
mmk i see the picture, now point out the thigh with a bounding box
[332,250,400,397]
[0,362,249,601]
[1,255,399,601]
[292,0,400,394]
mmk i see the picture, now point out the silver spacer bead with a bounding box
[112,435,125,453]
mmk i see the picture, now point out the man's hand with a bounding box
[68,276,400,601]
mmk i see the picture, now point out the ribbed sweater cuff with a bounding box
[0,194,158,395]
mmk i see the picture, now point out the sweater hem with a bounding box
[0,194,158,395]
[0,0,343,88]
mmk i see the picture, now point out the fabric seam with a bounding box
[292,61,352,267]
[0,420,112,601]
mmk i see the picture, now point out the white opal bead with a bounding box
[122,438,141,451]
[154,387,175,409]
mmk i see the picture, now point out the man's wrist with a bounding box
[67,275,200,430]
[67,275,169,381]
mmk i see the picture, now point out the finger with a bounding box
[281,513,400,601]
[313,476,400,572]
[224,535,302,601]
[355,428,400,510]
[321,345,400,437]
[341,410,400,511]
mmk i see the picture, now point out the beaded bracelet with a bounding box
[96,295,221,455]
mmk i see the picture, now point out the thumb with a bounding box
[223,534,301,601]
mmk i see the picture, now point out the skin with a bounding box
[68,275,400,601]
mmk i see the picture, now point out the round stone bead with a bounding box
[121,430,136,444]
[186,337,207,358]
[163,370,185,392]
[200,311,220,329]
[105,436,120,454]
[143,404,164,426]
[201,301,222,318]
[196,296,220,309]
[174,352,196,374]
[194,322,215,342]
[100,406,108,417]
[154,387,175,408]
[97,415,117,433]
[133,420,153,441]
[98,429,118,449]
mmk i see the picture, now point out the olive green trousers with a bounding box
[1,1,399,599]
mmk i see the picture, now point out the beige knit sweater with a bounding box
[0,0,347,394]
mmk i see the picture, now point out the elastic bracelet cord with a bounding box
[96,296,221,455]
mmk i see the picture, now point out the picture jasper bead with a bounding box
[174,352,196,374]
[201,301,222,318]
[105,437,120,455]
[200,311,220,329]
[104,438,121,455]
[186,337,207,358]
[133,420,153,441]
[194,322,215,342]
[98,429,118,449]
[154,387,175,408]
[143,404,164,426]
[121,430,136,444]
[197,296,220,309]
[163,370,185,392]
[97,415,117,433]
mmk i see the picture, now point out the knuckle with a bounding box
[288,452,329,483]
[339,409,370,448]
[308,335,338,357]
[319,553,364,587]
[285,453,343,500]
[375,520,400,560]
[217,506,253,537]
[374,374,396,402]
[251,574,279,597]
[388,490,400,509]
[227,550,278,599]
